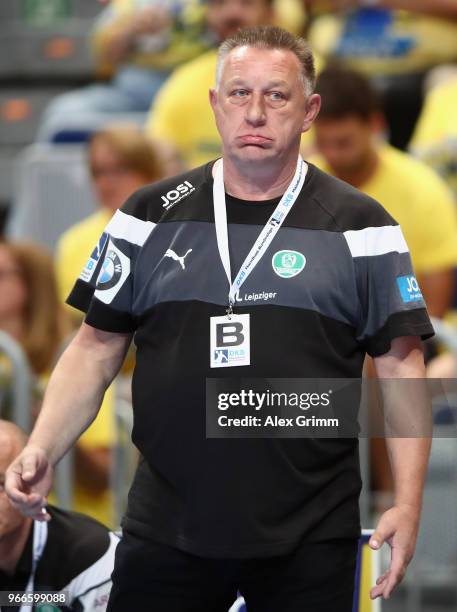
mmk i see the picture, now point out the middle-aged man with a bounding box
[0,420,118,612]
[6,26,433,611]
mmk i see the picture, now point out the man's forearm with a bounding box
[386,437,432,511]
[374,336,432,512]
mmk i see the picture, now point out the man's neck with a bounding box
[0,519,33,575]
[333,148,379,189]
[220,152,299,201]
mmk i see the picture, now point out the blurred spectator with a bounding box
[56,125,165,311]
[311,66,457,319]
[410,75,457,199]
[37,0,211,142]
[305,1,457,149]
[0,240,115,527]
[0,242,70,376]
[147,0,280,168]
[0,420,118,611]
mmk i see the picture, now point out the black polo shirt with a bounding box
[68,161,433,558]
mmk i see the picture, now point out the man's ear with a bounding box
[209,88,218,112]
[302,93,321,134]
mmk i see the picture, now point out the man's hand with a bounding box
[369,504,420,599]
[5,445,53,522]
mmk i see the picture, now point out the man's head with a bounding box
[314,66,384,176]
[206,0,274,43]
[210,26,321,167]
[0,421,29,541]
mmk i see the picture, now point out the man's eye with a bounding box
[269,92,285,101]
[232,90,248,97]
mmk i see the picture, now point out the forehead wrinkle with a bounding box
[222,52,303,91]
[226,76,290,88]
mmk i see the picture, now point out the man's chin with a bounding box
[233,145,276,163]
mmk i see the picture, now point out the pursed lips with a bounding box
[238,135,273,146]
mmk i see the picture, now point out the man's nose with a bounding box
[245,93,266,126]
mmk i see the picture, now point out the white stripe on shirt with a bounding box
[343,225,409,258]
[105,210,156,247]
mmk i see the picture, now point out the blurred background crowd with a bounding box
[1,1,457,609]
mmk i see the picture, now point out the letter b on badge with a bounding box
[216,322,244,347]
[210,314,250,368]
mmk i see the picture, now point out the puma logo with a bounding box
[164,248,192,270]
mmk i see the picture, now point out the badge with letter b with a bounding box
[210,314,250,368]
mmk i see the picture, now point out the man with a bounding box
[6,26,433,610]
[0,420,118,611]
[312,66,457,320]
[146,0,276,168]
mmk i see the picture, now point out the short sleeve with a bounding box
[66,191,156,333]
[344,223,435,357]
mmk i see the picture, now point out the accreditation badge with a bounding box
[210,313,250,368]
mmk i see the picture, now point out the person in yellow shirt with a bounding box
[38,0,210,141]
[56,125,165,310]
[410,76,457,199]
[311,66,457,319]
[146,0,307,169]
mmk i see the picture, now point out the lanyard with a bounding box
[18,521,48,612]
[213,156,307,316]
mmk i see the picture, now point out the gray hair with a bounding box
[215,26,316,96]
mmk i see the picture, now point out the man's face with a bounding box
[314,116,375,175]
[0,437,27,541]
[210,46,320,166]
[206,0,272,43]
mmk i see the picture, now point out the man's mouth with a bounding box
[238,135,272,146]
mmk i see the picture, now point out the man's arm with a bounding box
[5,323,132,520]
[369,335,432,600]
